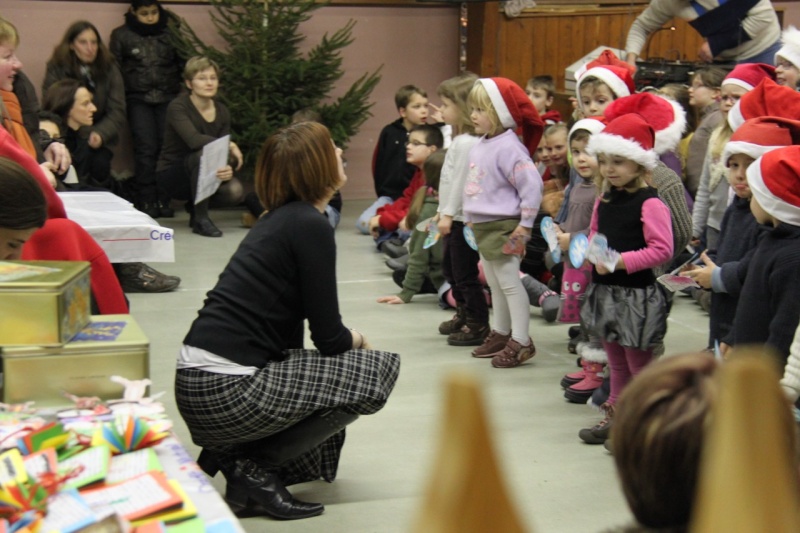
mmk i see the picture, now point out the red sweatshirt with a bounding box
[376,168,424,232]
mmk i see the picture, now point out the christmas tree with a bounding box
[173,0,381,174]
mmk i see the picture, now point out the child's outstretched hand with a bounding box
[377,295,405,305]
[557,231,571,252]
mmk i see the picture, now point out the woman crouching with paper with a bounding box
[156,56,243,237]
[175,121,400,520]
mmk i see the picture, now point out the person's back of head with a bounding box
[0,157,47,259]
[255,121,341,211]
[407,149,446,229]
[291,108,323,125]
[612,353,718,531]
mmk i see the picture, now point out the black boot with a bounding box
[225,459,324,520]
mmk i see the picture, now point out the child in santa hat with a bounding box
[578,113,674,445]
[464,77,544,368]
[574,50,636,119]
[692,63,775,252]
[775,25,800,90]
[685,117,800,352]
[723,146,800,365]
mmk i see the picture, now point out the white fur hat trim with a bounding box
[576,66,631,110]
[728,100,746,132]
[587,132,659,170]
[777,26,800,70]
[569,118,605,141]
[654,97,688,155]
[478,78,516,130]
[723,141,784,166]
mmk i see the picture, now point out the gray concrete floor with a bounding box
[128,199,710,532]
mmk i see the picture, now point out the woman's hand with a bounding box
[44,143,71,174]
[698,41,713,62]
[216,165,234,181]
[230,142,244,171]
[88,131,103,149]
[377,295,404,305]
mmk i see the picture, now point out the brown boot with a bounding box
[578,402,615,444]
[490,338,536,368]
[438,305,466,335]
[447,320,490,347]
[471,330,511,358]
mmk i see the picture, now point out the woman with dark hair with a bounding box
[175,121,400,520]
[42,78,112,190]
[0,157,47,260]
[43,21,126,187]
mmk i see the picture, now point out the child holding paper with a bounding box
[578,113,673,445]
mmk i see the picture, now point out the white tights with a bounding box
[481,255,530,344]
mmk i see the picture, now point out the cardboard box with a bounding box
[1,314,150,407]
[0,260,91,346]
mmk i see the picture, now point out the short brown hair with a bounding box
[578,76,613,97]
[255,122,340,211]
[0,158,47,231]
[569,129,591,145]
[183,56,219,82]
[613,353,719,530]
[437,72,478,135]
[526,75,555,98]
[395,85,427,109]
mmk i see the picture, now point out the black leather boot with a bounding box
[252,409,360,465]
[225,458,324,520]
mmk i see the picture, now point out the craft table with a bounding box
[58,192,175,263]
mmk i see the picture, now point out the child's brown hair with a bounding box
[527,75,555,98]
[437,72,478,135]
[395,85,427,110]
[406,150,446,230]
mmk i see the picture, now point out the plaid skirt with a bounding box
[175,347,400,486]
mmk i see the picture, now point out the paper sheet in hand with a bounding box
[195,135,230,205]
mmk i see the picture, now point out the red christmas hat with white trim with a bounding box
[723,117,800,165]
[603,92,686,155]
[475,77,544,157]
[586,113,658,170]
[575,50,636,112]
[728,78,800,131]
[747,145,800,226]
[722,63,776,92]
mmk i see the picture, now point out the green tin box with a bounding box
[0,260,91,347]
[2,314,150,407]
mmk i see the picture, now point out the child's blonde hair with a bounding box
[437,72,478,135]
[709,120,734,160]
[406,150,446,229]
[467,83,504,136]
[594,154,650,197]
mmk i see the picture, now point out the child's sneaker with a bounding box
[472,330,511,358]
[490,338,536,368]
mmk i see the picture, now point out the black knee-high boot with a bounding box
[197,409,359,520]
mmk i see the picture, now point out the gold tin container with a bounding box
[0,260,91,346]
[2,314,150,407]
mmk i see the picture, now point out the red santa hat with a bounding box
[574,51,636,112]
[723,117,800,165]
[747,146,800,226]
[776,25,800,70]
[722,63,776,92]
[603,92,686,155]
[568,116,606,142]
[476,77,544,157]
[728,78,800,131]
[586,113,658,170]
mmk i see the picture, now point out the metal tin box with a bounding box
[0,260,91,346]
[2,314,150,407]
